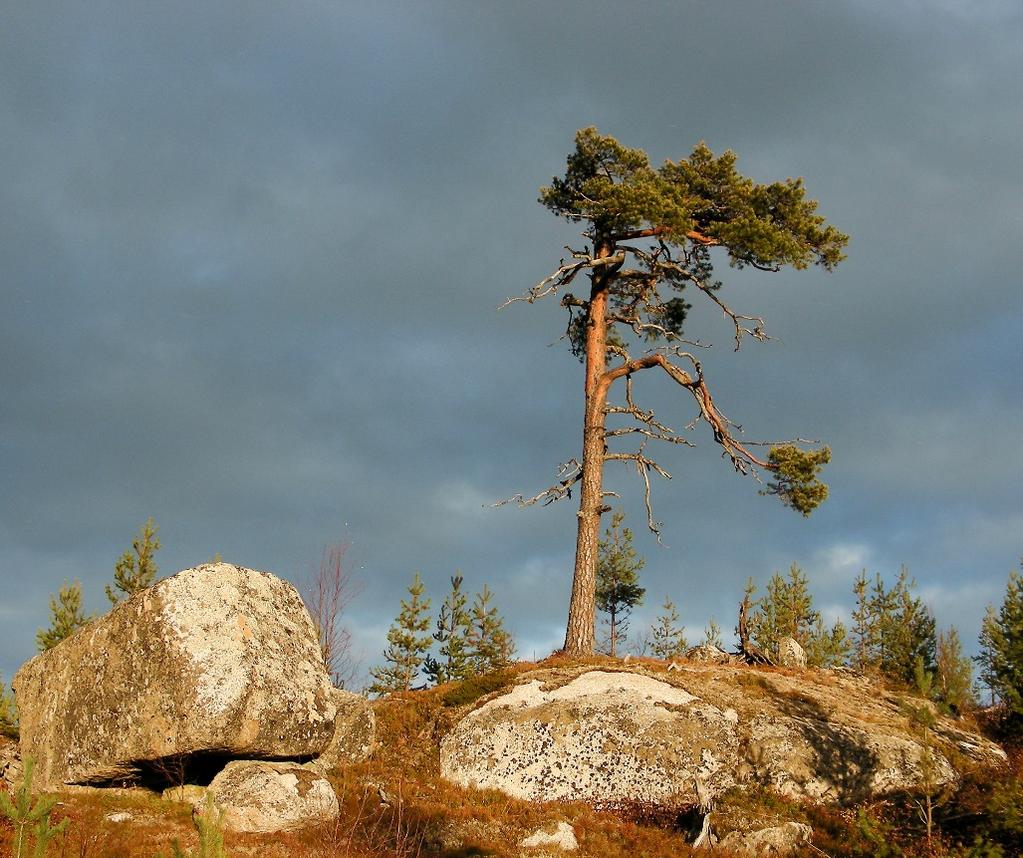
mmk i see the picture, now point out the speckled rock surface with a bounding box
[13,563,336,789]
[440,670,740,804]
[207,760,339,833]
[776,638,807,669]
[308,688,375,774]
[441,665,1006,806]
[719,822,813,856]
[0,735,21,789]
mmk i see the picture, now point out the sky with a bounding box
[2,1,1021,686]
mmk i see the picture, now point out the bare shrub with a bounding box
[305,540,363,689]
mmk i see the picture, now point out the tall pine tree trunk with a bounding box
[563,238,613,655]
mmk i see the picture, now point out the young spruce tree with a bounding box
[468,585,515,674]
[106,517,161,605]
[424,573,473,685]
[36,580,91,652]
[595,510,646,657]
[369,573,432,695]
[650,597,687,660]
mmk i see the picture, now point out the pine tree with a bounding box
[467,585,515,674]
[36,580,91,652]
[650,597,688,660]
[805,616,851,668]
[368,573,432,695]
[863,567,936,686]
[595,511,646,657]
[424,573,472,685]
[106,517,161,605]
[934,626,974,714]
[503,128,847,655]
[851,570,876,671]
[977,565,1023,723]
[751,564,820,655]
[703,618,724,649]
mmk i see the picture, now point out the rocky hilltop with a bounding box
[440,661,1005,807]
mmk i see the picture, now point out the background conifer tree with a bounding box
[934,626,974,714]
[977,564,1023,724]
[595,510,646,657]
[467,585,515,674]
[650,597,687,660]
[751,564,820,654]
[703,618,724,649]
[368,573,432,695]
[851,570,877,671]
[36,580,91,651]
[874,567,936,686]
[106,517,160,605]
[424,573,472,685]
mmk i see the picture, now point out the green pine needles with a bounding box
[372,573,516,694]
[0,757,70,858]
[156,793,228,858]
[649,597,688,660]
[595,511,646,657]
[35,580,91,652]
[977,563,1023,725]
[107,517,161,605]
[369,573,433,694]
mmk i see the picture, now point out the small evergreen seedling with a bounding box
[0,757,70,858]
[107,517,161,605]
[156,793,228,858]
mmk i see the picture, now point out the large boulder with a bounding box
[308,688,375,774]
[207,760,339,833]
[441,665,1006,806]
[440,670,740,804]
[13,563,336,789]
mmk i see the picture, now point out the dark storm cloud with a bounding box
[2,1,1021,682]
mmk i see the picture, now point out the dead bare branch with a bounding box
[499,251,625,308]
[605,449,671,540]
[490,459,582,508]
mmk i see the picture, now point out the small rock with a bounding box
[207,760,339,833]
[520,821,578,851]
[105,811,133,823]
[686,644,732,664]
[777,637,807,669]
[719,822,813,856]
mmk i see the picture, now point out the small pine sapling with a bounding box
[156,793,228,858]
[36,580,91,652]
[595,511,646,657]
[0,757,70,858]
[106,517,161,605]
[468,585,515,674]
[424,573,472,685]
[368,573,432,694]
[650,597,687,660]
[702,618,724,650]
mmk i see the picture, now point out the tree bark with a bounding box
[563,237,614,655]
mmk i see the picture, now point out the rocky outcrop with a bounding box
[207,760,339,833]
[308,688,375,774]
[441,671,740,804]
[13,563,336,789]
[719,822,813,856]
[441,665,1006,806]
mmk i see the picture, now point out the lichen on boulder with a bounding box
[13,562,336,789]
